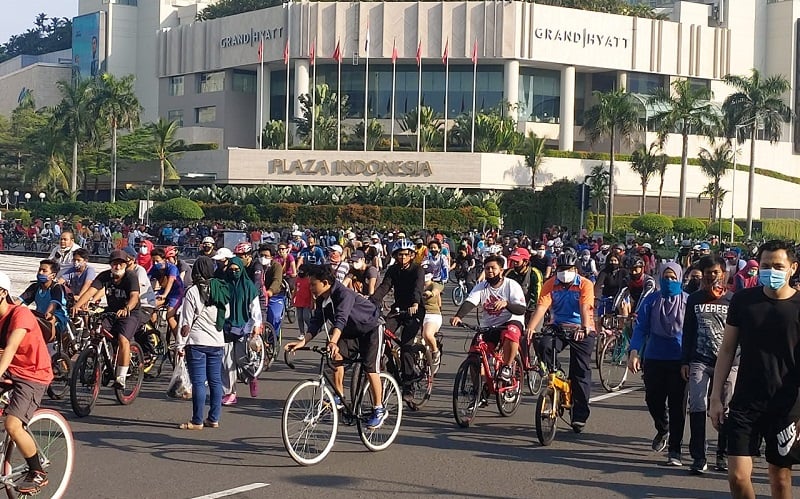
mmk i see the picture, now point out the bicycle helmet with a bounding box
[392,239,415,255]
[234,242,252,255]
[556,251,578,268]
[164,246,178,259]
[627,256,645,268]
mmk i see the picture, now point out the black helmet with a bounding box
[627,256,645,268]
[556,251,578,268]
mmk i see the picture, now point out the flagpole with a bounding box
[311,38,316,151]
[470,40,477,154]
[363,25,370,152]
[443,39,449,153]
[337,41,342,151]
[258,41,264,149]
[390,39,396,152]
[417,41,422,153]
[284,1,291,150]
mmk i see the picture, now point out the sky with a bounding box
[0,0,78,44]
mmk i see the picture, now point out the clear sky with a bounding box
[0,0,78,44]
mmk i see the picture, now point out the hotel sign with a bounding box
[270,159,433,177]
[533,28,629,49]
[219,27,284,48]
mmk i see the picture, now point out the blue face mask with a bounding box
[759,268,787,290]
[37,274,50,284]
[660,278,683,297]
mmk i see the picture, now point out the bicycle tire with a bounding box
[404,344,434,410]
[523,339,544,396]
[452,357,481,428]
[281,380,338,466]
[496,353,523,417]
[115,342,144,405]
[535,387,558,446]
[598,336,628,392]
[3,409,75,499]
[594,331,606,371]
[348,362,363,406]
[47,352,72,400]
[69,346,101,418]
[263,322,278,371]
[356,372,402,452]
[237,333,266,383]
[451,285,465,307]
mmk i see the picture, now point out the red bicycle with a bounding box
[452,323,523,427]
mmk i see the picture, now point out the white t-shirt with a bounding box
[465,277,526,328]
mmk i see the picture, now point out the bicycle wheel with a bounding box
[356,372,402,452]
[535,387,558,446]
[281,380,338,466]
[523,340,544,397]
[263,322,277,372]
[451,285,465,307]
[115,342,144,405]
[47,352,72,400]
[496,353,523,417]
[3,409,75,499]
[348,362,363,405]
[598,336,628,393]
[594,331,606,371]
[69,346,101,418]
[155,342,176,379]
[452,357,481,428]
[406,344,434,410]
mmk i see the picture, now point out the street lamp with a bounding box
[13,191,18,208]
[24,193,31,204]
[38,192,45,202]
[0,190,8,209]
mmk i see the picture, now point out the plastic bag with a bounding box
[167,358,192,400]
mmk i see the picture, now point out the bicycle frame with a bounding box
[466,330,518,397]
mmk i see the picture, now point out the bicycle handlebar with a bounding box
[284,345,328,370]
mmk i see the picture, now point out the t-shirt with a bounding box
[726,287,800,413]
[331,261,350,283]
[61,265,97,296]
[298,245,325,265]
[347,266,379,296]
[19,283,68,329]
[91,270,140,313]
[682,290,734,366]
[0,305,53,385]
[465,277,526,328]
[148,262,184,301]
[530,254,553,276]
[537,274,594,326]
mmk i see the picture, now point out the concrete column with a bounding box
[504,60,520,124]
[617,71,628,91]
[294,59,309,119]
[559,65,576,152]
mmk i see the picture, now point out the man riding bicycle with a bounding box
[73,250,143,389]
[526,249,596,433]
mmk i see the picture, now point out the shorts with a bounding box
[727,406,800,467]
[164,294,182,310]
[338,329,382,374]
[422,314,442,328]
[102,313,143,341]
[477,321,523,350]
[6,376,47,425]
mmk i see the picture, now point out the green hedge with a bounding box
[26,201,137,222]
[762,219,800,241]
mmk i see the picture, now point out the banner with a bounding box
[71,12,106,81]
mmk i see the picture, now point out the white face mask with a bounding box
[260,257,271,267]
[557,270,576,283]
[112,268,126,278]
[139,246,148,255]
[352,260,364,270]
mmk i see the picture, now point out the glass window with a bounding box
[232,70,257,94]
[169,76,184,97]
[269,69,295,121]
[195,106,216,124]
[167,110,183,127]
[519,68,561,122]
[627,72,664,94]
[198,71,225,93]
[688,78,710,94]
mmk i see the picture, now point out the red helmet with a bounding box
[164,246,178,259]
[234,242,252,255]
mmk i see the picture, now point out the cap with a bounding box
[202,236,215,245]
[415,238,424,244]
[699,242,711,250]
[371,234,380,240]
[123,246,137,259]
[349,250,366,262]
[397,232,406,238]
[212,248,235,260]
[724,250,737,258]
[109,249,128,263]
[0,271,13,298]
[508,248,531,262]
[642,243,652,249]
[747,259,759,268]
[292,230,303,236]
[329,244,343,254]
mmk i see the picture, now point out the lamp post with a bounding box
[0,190,8,209]
[24,193,31,204]
[38,192,45,203]
[13,191,18,208]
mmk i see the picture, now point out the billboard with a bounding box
[71,12,106,81]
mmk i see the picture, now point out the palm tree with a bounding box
[93,74,141,202]
[629,142,666,215]
[52,79,92,198]
[581,89,640,232]
[587,163,610,230]
[698,183,728,222]
[655,155,669,215]
[521,132,546,189]
[149,118,185,190]
[722,69,792,238]
[697,143,733,222]
[648,79,721,218]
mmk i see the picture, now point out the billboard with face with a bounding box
[72,12,106,81]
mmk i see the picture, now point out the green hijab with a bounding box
[225,256,259,328]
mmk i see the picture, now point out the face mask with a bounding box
[352,260,364,270]
[74,261,85,270]
[202,245,213,253]
[607,263,619,270]
[581,255,590,261]
[260,257,271,267]
[747,269,758,277]
[557,270,576,283]
[486,275,502,286]
[37,274,50,284]
[228,269,242,280]
[112,268,125,278]
[660,278,682,297]
[684,279,701,294]
[759,269,787,290]
[631,271,643,280]
[155,262,165,269]
[430,250,439,256]
[139,246,148,255]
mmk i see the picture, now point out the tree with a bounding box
[196,0,283,21]
[52,79,93,198]
[399,106,443,152]
[655,153,669,215]
[698,182,728,222]
[294,83,347,150]
[697,143,733,222]
[631,213,673,236]
[581,89,640,232]
[93,74,141,202]
[673,217,707,238]
[587,163,609,230]
[0,14,72,63]
[353,119,383,151]
[261,120,287,149]
[451,107,521,153]
[722,69,793,239]
[150,197,204,221]
[149,118,185,190]
[648,79,722,218]
[520,132,546,189]
[629,142,665,215]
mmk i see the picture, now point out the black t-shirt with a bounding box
[91,270,140,313]
[727,287,800,413]
[530,255,552,276]
[597,268,628,298]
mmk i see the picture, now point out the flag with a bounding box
[332,39,342,62]
[471,39,478,65]
[442,39,449,65]
[391,38,398,64]
[310,38,316,66]
[364,22,371,53]
[283,40,289,65]
[257,40,263,63]
[416,40,422,66]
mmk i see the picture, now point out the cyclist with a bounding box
[504,248,543,325]
[328,244,349,282]
[525,250,596,433]
[450,255,526,386]
[343,250,379,296]
[122,246,157,313]
[17,259,69,341]
[257,244,285,348]
[594,254,628,318]
[0,271,54,495]
[73,250,143,389]
[530,241,554,280]
[48,231,81,275]
[165,245,192,289]
[285,265,387,429]
[149,247,184,346]
[616,257,656,318]
[57,248,96,304]
[298,235,325,266]
[577,249,598,282]
[274,242,297,296]
[371,239,425,400]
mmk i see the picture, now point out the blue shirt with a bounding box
[19,282,68,329]
[629,292,684,361]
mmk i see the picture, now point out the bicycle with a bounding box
[0,381,75,498]
[140,306,175,379]
[281,345,402,466]
[45,319,82,401]
[281,280,296,324]
[451,278,468,307]
[262,322,279,371]
[596,315,631,393]
[68,308,145,417]
[452,323,523,428]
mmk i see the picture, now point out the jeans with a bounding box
[185,345,224,425]
[537,333,595,423]
[296,308,313,336]
[642,359,687,455]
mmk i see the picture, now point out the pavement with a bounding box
[0,254,794,499]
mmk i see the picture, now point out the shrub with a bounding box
[631,214,673,235]
[4,209,31,226]
[672,217,707,237]
[762,219,800,241]
[150,198,204,221]
[89,201,138,221]
[708,220,743,238]
[590,215,639,235]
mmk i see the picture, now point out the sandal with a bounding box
[203,419,220,428]
[179,421,203,430]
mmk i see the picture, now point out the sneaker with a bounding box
[332,395,344,410]
[689,458,708,475]
[249,378,259,398]
[714,455,728,472]
[665,452,683,467]
[297,334,305,341]
[651,431,669,452]
[113,376,126,389]
[366,407,388,429]
[498,365,512,383]
[15,470,48,494]
[572,421,586,434]
[467,387,489,412]
[221,393,237,406]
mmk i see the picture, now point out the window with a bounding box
[627,73,664,94]
[195,106,216,124]
[169,76,184,96]
[269,69,295,121]
[519,69,561,122]
[198,71,225,93]
[167,110,183,127]
[232,70,257,94]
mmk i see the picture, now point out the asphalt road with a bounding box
[0,254,794,499]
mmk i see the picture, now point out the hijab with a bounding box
[651,262,686,339]
[191,256,229,330]
[226,256,259,328]
[735,259,759,290]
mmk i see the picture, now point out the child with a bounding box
[294,265,314,341]
[18,259,68,341]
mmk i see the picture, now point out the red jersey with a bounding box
[0,305,53,385]
[293,276,313,308]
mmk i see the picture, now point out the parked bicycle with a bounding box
[451,277,468,307]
